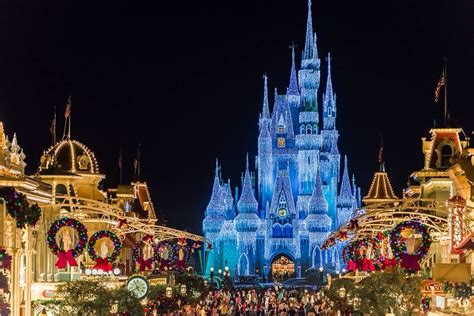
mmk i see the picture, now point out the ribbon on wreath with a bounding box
[361,258,375,272]
[347,260,357,272]
[382,257,397,270]
[176,259,186,270]
[117,218,127,228]
[401,253,420,272]
[137,257,153,271]
[94,257,113,272]
[55,249,78,269]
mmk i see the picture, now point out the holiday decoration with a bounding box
[0,248,12,270]
[132,239,154,272]
[47,217,88,269]
[87,230,122,272]
[0,187,42,228]
[389,220,431,272]
[342,238,380,272]
[117,218,127,229]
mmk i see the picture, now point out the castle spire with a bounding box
[303,0,315,60]
[262,74,270,119]
[206,158,224,214]
[288,43,299,95]
[338,155,353,202]
[323,53,336,130]
[237,154,258,213]
[309,166,328,214]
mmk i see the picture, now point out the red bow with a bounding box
[138,257,153,271]
[117,218,127,228]
[339,231,348,240]
[143,234,153,242]
[178,237,186,246]
[349,219,359,230]
[347,260,357,272]
[55,250,78,269]
[94,257,113,272]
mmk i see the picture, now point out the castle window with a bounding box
[441,144,453,167]
[313,124,317,133]
[306,125,312,135]
[300,125,305,135]
[278,125,286,133]
[277,137,285,148]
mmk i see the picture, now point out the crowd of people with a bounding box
[173,288,337,315]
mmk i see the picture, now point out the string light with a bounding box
[87,230,122,263]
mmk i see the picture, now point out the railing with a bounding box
[420,250,436,270]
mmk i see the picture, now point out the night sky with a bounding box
[0,1,472,234]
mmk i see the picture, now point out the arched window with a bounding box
[283,223,293,238]
[313,124,317,133]
[441,144,453,167]
[307,156,311,165]
[300,125,305,135]
[272,224,283,238]
[306,125,312,135]
[55,184,67,196]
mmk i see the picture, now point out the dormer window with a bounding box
[277,137,286,148]
[441,144,453,167]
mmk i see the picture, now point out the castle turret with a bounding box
[306,168,332,233]
[235,155,260,231]
[322,53,336,131]
[336,156,354,228]
[203,160,226,235]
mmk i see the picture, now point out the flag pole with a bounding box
[444,58,448,127]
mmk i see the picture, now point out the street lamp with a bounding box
[338,287,347,299]
[180,284,187,296]
[224,266,229,276]
[319,266,323,272]
[218,269,222,275]
[165,286,173,298]
[210,267,214,286]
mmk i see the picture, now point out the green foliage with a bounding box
[357,267,423,315]
[55,279,114,316]
[325,278,357,313]
[112,287,144,316]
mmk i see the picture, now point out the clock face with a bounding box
[277,208,288,218]
[127,276,149,299]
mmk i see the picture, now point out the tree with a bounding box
[55,279,114,316]
[112,287,144,316]
[357,267,422,315]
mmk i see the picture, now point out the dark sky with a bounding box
[0,0,472,234]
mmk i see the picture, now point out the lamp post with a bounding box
[180,284,187,296]
[165,286,173,298]
[318,266,324,287]
[210,267,214,287]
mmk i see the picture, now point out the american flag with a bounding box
[64,95,71,118]
[434,70,446,103]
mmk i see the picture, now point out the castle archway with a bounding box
[271,254,295,281]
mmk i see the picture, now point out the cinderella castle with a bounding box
[203,0,361,280]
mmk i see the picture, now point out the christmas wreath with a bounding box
[1,187,41,228]
[87,230,122,263]
[47,217,88,269]
[342,237,380,263]
[389,220,431,260]
[132,236,155,272]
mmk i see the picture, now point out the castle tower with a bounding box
[234,155,260,275]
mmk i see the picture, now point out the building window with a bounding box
[441,144,453,167]
[277,137,285,148]
[306,125,312,135]
[300,125,305,135]
[278,125,286,133]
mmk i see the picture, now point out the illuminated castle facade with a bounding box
[203,1,360,278]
